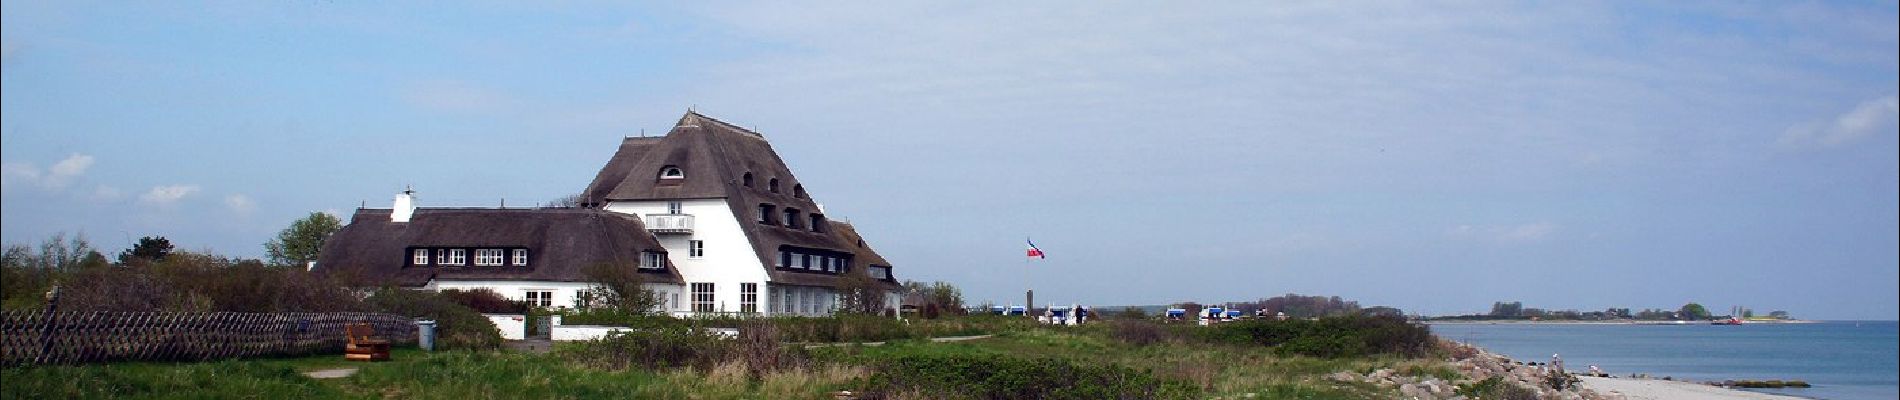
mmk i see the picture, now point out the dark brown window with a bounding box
[768,178,780,193]
[793,184,806,198]
[742,172,754,187]
[783,208,801,229]
[758,204,777,225]
[809,214,826,233]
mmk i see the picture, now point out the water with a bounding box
[1428,321,1898,400]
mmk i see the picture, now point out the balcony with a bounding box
[644,214,694,234]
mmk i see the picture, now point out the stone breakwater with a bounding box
[1324,341,1624,400]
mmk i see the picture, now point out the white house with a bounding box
[316,111,904,317]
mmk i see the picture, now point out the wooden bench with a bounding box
[344,323,391,361]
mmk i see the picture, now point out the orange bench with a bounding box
[344,323,391,361]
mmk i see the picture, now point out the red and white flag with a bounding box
[1026,238,1045,259]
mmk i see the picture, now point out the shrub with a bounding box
[1456,376,1538,400]
[365,289,500,350]
[559,325,733,372]
[1106,320,1169,346]
[863,354,1199,400]
[1199,315,1433,358]
[438,288,528,314]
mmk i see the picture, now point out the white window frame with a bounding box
[448,249,466,266]
[436,249,450,264]
[741,283,758,314]
[474,249,504,266]
[413,249,429,265]
[641,252,666,270]
[691,282,715,313]
[689,240,704,258]
[660,166,684,179]
[512,249,528,266]
[667,201,683,214]
[524,290,553,307]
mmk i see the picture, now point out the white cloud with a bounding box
[138,184,201,205]
[1779,94,1900,148]
[0,153,95,191]
[1448,222,1558,244]
[224,194,256,215]
[0,162,40,191]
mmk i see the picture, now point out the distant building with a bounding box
[317,111,903,316]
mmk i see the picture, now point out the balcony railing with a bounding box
[645,214,694,234]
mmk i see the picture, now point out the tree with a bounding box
[118,236,174,266]
[265,212,343,267]
[1490,301,1524,318]
[835,269,890,315]
[1678,303,1710,320]
[901,280,965,317]
[581,262,662,313]
[550,193,584,208]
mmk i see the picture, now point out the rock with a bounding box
[1326,372,1358,382]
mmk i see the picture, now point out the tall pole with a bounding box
[1026,289,1034,319]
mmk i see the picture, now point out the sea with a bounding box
[1428,321,1899,400]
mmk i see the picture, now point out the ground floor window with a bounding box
[691,282,715,313]
[524,290,553,308]
[574,290,594,309]
[741,283,758,313]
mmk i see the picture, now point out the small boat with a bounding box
[1711,318,1742,325]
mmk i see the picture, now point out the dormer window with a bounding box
[783,208,801,229]
[793,185,806,199]
[412,249,430,266]
[743,172,754,187]
[640,251,667,270]
[659,166,685,179]
[512,249,528,266]
[758,203,777,225]
[768,178,780,193]
[810,214,826,233]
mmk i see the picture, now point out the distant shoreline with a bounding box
[1423,319,1821,325]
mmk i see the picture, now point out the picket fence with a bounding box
[0,310,415,365]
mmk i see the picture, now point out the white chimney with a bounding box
[392,187,416,223]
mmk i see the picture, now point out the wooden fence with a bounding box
[0,310,416,365]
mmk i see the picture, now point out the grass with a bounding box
[4,317,1459,399]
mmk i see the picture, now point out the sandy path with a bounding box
[1578,376,1806,400]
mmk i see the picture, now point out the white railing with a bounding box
[644,214,694,234]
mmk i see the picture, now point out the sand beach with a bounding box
[1578,376,1806,400]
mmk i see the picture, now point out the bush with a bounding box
[1456,376,1538,400]
[1105,320,1170,346]
[863,354,1199,400]
[1199,315,1433,358]
[560,325,734,373]
[365,289,500,350]
[439,288,529,314]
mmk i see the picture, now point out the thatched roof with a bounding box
[316,208,683,287]
[585,111,901,290]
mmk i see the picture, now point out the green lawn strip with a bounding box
[3,358,354,399]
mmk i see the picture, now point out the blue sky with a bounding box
[4,2,1895,320]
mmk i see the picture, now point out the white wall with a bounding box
[551,325,630,341]
[606,198,773,314]
[426,280,686,314]
[484,314,526,340]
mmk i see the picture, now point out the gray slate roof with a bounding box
[316,208,682,287]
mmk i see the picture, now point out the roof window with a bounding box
[742,172,754,187]
[768,178,780,193]
[793,184,806,199]
[660,166,685,179]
